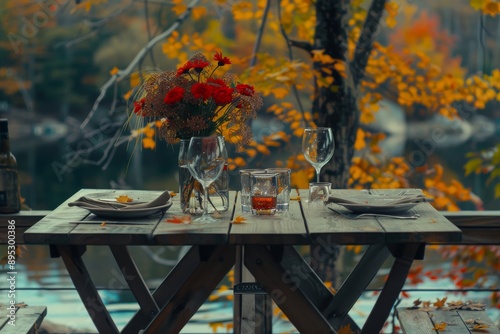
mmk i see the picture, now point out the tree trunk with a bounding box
[313,0,359,189]
[311,0,387,286]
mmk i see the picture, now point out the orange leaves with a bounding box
[109,66,119,76]
[470,0,500,16]
[384,2,399,28]
[433,297,447,309]
[116,195,133,203]
[231,216,246,224]
[337,323,356,334]
[165,216,191,224]
[424,164,473,211]
[432,322,447,331]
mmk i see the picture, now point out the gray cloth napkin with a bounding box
[326,193,432,207]
[67,191,171,210]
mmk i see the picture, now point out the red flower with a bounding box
[133,97,146,115]
[176,61,193,77]
[212,86,234,105]
[236,84,255,96]
[191,83,213,100]
[191,59,210,73]
[164,87,185,104]
[207,78,227,87]
[214,51,231,66]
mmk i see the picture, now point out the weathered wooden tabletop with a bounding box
[24,188,462,246]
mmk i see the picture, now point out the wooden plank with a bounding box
[429,310,470,334]
[0,211,49,244]
[229,191,308,245]
[444,211,500,245]
[22,189,143,244]
[444,211,500,228]
[369,189,462,244]
[396,308,438,334]
[68,215,162,245]
[152,191,236,245]
[458,310,500,334]
[301,189,385,244]
[0,305,47,334]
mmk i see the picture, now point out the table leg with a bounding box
[324,243,390,323]
[142,244,236,334]
[109,245,159,333]
[361,243,425,333]
[244,244,335,334]
[57,245,119,334]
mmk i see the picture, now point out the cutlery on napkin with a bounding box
[325,193,432,206]
[68,190,171,210]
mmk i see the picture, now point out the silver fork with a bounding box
[328,207,420,219]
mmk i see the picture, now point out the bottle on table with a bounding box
[0,118,20,213]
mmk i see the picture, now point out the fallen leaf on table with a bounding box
[290,196,300,201]
[434,297,447,309]
[471,324,490,331]
[445,300,464,310]
[465,302,486,311]
[411,298,422,308]
[232,216,247,224]
[165,216,191,224]
[169,191,177,197]
[100,221,107,227]
[433,322,447,331]
[116,195,133,203]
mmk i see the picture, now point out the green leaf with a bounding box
[487,167,500,185]
[464,158,482,176]
[465,152,477,158]
[491,146,500,165]
[495,183,500,198]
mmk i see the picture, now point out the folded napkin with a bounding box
[326,193,432,207]
[68,191,171,211]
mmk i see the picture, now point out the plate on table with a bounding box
[76,201,173,219]
[332,202,419,214]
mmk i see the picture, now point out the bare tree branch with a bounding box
[277,0,307,121]
[351,0,386,86]
[288,39,313,53]
[81,0,201,129]
[250,0,272,67]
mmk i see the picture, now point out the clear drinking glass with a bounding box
[302,127,335,182]
[265,168,291,212]
[186,136,227,223]
[250,173,278,215]
[239,169,266,212]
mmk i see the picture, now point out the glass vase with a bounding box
[178,139,229,214]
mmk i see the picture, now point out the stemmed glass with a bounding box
[302,127,335,182]
[187,136,227,224]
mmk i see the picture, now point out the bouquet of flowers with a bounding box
[131,51,263,214]
[132,51,263,148]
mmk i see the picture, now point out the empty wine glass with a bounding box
[302,127,335,182]
[187,136,227,224]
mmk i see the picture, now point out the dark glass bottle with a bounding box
[0,119,20,213]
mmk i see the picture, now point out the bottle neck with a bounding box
[0,134,10,153]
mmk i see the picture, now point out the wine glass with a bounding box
[186,136,227,223]
[302,127,335,182]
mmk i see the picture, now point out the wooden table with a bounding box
[23,188,462,334]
